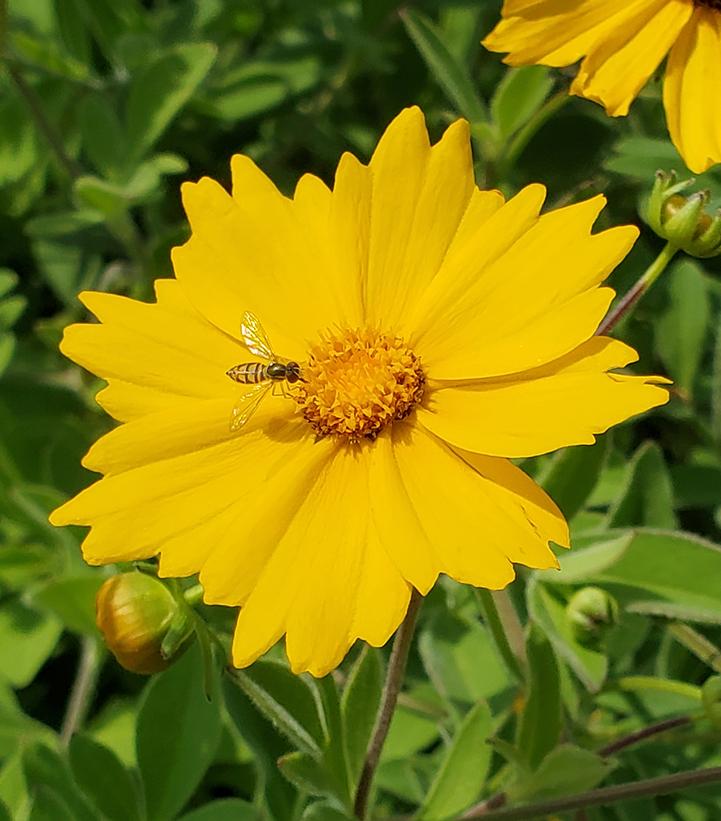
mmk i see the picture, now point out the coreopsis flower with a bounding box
[50,108,668,677]
[483,0,721,173]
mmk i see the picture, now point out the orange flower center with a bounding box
[293,328,425,441]
[695,0,721,8]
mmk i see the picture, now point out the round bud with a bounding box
[566,586,619,647]
[645,171,721,258]
[96,573,186,675]
[702,675,721,729]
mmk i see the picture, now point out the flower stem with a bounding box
[5,59,83,180]
[597,241,678,336]
[668,622,721,674]
[60,636,101,747]
[497,91,570,179]
[353,589,423,819]
[475,589,525,682]
[461,766,721,820]
[462,709,698,818]
[598,715,692,757]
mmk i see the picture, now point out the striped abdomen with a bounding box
[226,362,268,384]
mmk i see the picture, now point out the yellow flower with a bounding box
[483,0,721,174]
[50,108,668,677]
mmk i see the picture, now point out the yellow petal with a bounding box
[82,396,291,476]
[418,337,669,457]
[229,446,410,677]
[664,8,721,174]
[408,183,546,341]
[484,0,664,72]
[50,414,309,566]
[61,283,239,413]
[571,0,693,116]
[414,194,637,380]
[364,108,475,327]
[387,423,561,584]
[172,157,349,361]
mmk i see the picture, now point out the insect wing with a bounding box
[241,311,275,360]
[229,382,271,432]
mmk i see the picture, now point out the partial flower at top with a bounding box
[50,107,668,677]
[483,0,721,174]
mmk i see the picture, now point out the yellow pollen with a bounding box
[293,328,425,441]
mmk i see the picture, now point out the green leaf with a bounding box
[0,599,62,688]
[228,661,324,758]
[510,744,612,802]
[78,95,125,177]
[178,798,259,821]
[0,753,28,818]
[606,441,677,529]
[316,675,351,803]
[380,704,440,762]
[31,576,103,635]
[419,701,492,820]
[73,176,129,218]
[400,9,487,126]
[657,259,710,396]
[69,735,142,821]
[419,612,510,706]
[136,644,222,820]
[126,43,217,160]
[301,801,353,821]
[0,704,54,759]
[590,529,721,624]
[22,744,96,821]
[527,578,608,692]
[28,787,75,821]
[490,66,553,140]
[222,677,296,821]
[539,436,610,520]
[712,325,721,445]
[553,532,633,585]
[341,647,383,785]
[516,624,561,769]
[277,751,334,797]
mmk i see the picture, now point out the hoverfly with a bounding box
[226,311,302,431]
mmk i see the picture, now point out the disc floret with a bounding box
[294,328,425,441]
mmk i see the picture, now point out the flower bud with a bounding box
[96,573,191,674]
[566,587,619,647]
[702,675,721,729]
[645,171,721,258]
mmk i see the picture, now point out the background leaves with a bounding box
[2,0,721,818]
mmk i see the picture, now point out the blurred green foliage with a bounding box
[2,0,721,819]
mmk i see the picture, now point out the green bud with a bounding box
[645,170,721,258]
[702,675,721,729]
[566,587,619,647]
[96,573,192,675]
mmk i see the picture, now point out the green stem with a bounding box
[461,766,721,820]
[616,675,702,702]
[5,59,83,179]
[60,637,102,746]
[597,241,678,336]
[668,623,721,674]
[183,584,205,607]
[497,91,570,179]
[354,590,423,819]
[475,589,524,682]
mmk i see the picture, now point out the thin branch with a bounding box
[353,589,423,819]
[599,715,692,757]
[61,637,101,747]
[6,60,83,180]
[463,712,696,818]
[461,766,721,820]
